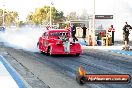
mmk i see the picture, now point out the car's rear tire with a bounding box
[76,53,80,56]
[37,42,44,54]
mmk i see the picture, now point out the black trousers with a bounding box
[112,32,114,44]
[72,33,78,42]
[123,33,129,44]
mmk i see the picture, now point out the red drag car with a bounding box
[37,29,82,56]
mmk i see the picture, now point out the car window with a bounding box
[50,32,60,36]
[50,32,68,36]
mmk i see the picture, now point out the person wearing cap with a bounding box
[122,22,132,50]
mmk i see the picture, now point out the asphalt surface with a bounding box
[0,42,132,88]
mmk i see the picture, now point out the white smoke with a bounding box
[0,0,132,52]
[0,27,44,52]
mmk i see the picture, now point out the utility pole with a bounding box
[50,1,54,27]
[50,4,51,27]
[2,4,5,27]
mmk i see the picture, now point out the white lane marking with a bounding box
[0,62,19,88]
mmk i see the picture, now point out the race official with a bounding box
[108,25,115,45]
[82,24,88,42]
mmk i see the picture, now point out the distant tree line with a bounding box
[26,6,65,25]
[0,6,89,28]
[0,9,18,27]
[26,6,89,27]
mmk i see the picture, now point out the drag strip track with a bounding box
[1,45,132,88]
[32,51,132,88]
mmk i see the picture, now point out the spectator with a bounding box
[122,22,132,50]
[71,24,78,42]
[108,25,115,45]
[82,24,88,42]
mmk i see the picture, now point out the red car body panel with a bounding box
[38,29,82,56]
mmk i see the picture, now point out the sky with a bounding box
[0,0,132,21]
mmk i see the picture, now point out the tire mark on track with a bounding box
[83,50,132,69]
[31,53,130,88]
[7,48,131,88]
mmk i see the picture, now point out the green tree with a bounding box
[5,11,18,27]
[66,12,78,21]
[18,21,25,27]
[26,5,65,25]
[0,9,18,27]
[79,9,89,20]
[0,9,3,26]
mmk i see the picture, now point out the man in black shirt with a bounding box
[82,24,88,42]
[71,24,78,42]
[122,22,132,50]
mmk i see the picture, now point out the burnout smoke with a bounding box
[0,27,44,52]
[0,1,132,52]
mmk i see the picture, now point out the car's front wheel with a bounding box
[46,46,51,56]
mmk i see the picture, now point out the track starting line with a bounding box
[110,50,132,56]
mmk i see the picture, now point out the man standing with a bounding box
[122,22,132,50]
[108,25,115,45]
[71,24,78,42]
[82,24,88,42]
